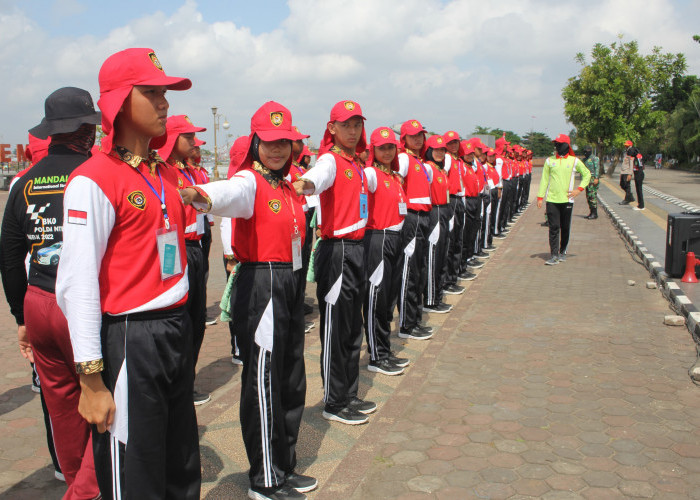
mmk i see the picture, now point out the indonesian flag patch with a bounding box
[67,209,87,225]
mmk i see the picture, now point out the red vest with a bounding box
[318,150,366,240]
[166,162,202,241]
[289,163,309,212]
[68,152,188,315]
[486,164,500,186]
[366,166,406,230]
[473,161,486,192]
[462,164,480,197]
[447,154,464,196]
[428,162,449,205]
[233,169,305,262]
[401,152,432,212]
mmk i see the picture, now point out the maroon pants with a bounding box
[25,286,99,499]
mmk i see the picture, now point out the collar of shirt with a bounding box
[112,145,164,175]
[330,145,359,163]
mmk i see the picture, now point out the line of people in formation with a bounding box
[0,48,533,500]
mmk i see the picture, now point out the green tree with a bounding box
[562,36,686,175]
[521,131,553,157]
[661,85,700,164]
[472,125,491,135]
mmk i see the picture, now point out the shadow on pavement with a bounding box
[195,356,239,395]
[1,465,64,499]
[203,472,249,499]
[0,385,36,417]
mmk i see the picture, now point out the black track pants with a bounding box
[232,263,306,490]
[445,197,465,286]
[185,241,206,368]
[424,205,450,306]
[545,201,574,256]
[363,229,403,362]
[462,197,480,264]
[94,307,200,500]
[315,239,364,412]
[398,211,429,330]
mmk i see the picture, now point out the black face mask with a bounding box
[555,142,570,157]
[582,148,592,160]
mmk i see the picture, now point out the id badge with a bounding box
[291,234,302,271]
[398,202,407,215]
[359,193,368,219]
[156,225,182,280]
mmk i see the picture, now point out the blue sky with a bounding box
[2,0,699,150]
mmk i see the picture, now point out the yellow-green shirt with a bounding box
[537,155,591,203]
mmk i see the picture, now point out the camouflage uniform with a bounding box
[584,155,599,218]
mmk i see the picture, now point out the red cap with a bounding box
[97,48,192,153]
[159,114,206,161]
[194,137,206,147]
[235,101,306,176]
[227,135,250,179]
[552,134,571,145]
[400,119,428,156]
[296,145,314,164]
[367,126,400,172]
[319,100,366,155]
[624,140,633,147]
[487,148,496,156]
[461,140,475,156]
[426,134,447,150]
[444,130,461,143]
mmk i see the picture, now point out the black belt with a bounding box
[103,305,186,323]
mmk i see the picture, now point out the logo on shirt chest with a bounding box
[344,169,353,179]
[268,199,282,214]
[177,177,184,188]
[384,180,391,188]
[127,191,146,210]
[414,164,421,172]
[437,177,443,183]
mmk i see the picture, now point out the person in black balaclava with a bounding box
[581,145,600,219]
[618,140,636,205]
[626,143,645,210]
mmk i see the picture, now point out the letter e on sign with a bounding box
[0,144,10,163]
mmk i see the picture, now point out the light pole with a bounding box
[211,107,229,180]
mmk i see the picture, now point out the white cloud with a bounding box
[1,0,699,148]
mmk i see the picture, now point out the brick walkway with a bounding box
[1,171,700,499]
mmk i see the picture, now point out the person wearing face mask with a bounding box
[536,134,591,265]
[618,139,636,205]
[581,145,600,219]
[181,101,316,500]
[624,140,645,211]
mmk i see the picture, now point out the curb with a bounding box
[598,195,700,345]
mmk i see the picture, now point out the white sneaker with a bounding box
[633,207,645,211]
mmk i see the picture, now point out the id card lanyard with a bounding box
[351,161,368,219]
[136,165,182,279]
[394,172,408,215]
[281,183,303,271]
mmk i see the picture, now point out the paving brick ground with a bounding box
[1,169,700,499]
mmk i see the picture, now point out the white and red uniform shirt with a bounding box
[364,164,406,231]
[398,151,433,212]
[167,161,205,241]
[445,154,465,197]
[287,163,309,213]
[462,163,480,197]
[485,163,500,189]
[56,151,189,364]
[300,148,367,240]
[427,162,449,205]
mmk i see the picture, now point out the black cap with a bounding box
[29,87,101,139]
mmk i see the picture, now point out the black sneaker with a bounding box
[443,284,465,295]
[468,259,485,268]
[303,303,313,315]
[618,200,631,205]
[483,245,496,252]
[458,271,477,281]
[398,327,433,340]
[348,397,377,414]
[286,472,317,493]
[322,406,368,425]
[368,359,404,376]
[475,251,490,258]
[493,233,506,239]
[423,303,452,314]
[304,321,315,333]
[248,484,306,500]
[193,391,211,406]
[389,352,410,367]
[416,323,434,334]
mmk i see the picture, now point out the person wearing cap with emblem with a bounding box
[159,114,213,406]
[459,140,482,280]
[470,139,492,259]
[0,87,102,499]
[362,126,410,376]
[292,100,376,426]
[422,134,453,314]
[494,134,512,238]
[395,119,435,340]
[181,101,316,500]
[536,134,591,265]
[485,147,502,247]
[55,48,200,499]
[442,131,467,295]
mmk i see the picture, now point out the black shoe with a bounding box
[248,484,306,500]
[540,221,549,227]
[303,303,313,315]
[475,251,489,258]
[389,352,410,367]
[416,323,434,334]
[193,391,211,406]
[618,200,631,205]
[368,358,405,375]
[398,327,433,340]
[304,321,315,333]
[286,472,318,493]
[423,303,452,314]
[348,397,377,414]
[483,245,496,252]
[443,284,465,295]
[493,234,506,239]
[468,258,485,268]
[322,406,368,425]
[458,271,477,281]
